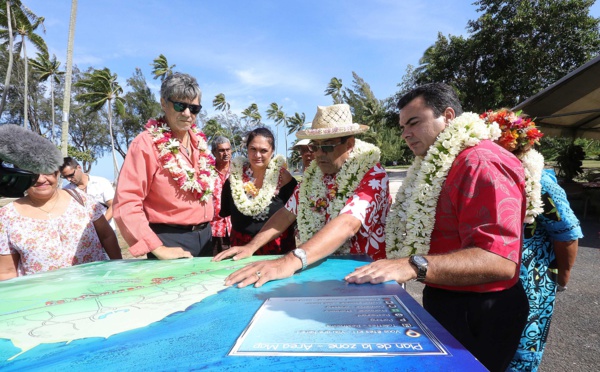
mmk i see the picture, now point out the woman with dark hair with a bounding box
[217,127,297,255]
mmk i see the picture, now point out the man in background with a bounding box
[60,157,116,231]
[211,136,232,254]
[292,138,314,171]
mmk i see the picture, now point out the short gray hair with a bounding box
[211,136,231,153]
[160,72,202,102]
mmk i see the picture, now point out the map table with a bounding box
[0,256,486,371]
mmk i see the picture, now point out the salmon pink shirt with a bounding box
[114,129,214,257]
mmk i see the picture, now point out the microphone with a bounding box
[0,124,63,197]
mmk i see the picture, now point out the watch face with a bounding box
[411,255,428,266]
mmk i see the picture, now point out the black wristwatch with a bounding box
[409,255,428,282]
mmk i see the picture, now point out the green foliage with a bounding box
[75,67,124,112]
[286,112,306,136]
[66,145,94,172]
[202,118,228,142]
[327,72,413,165]
[407,0,600,112]
[241,103,262,126]
[113,68,161,157]
[150,54,175,81]
[324,77,343,104]
[555,143,585,182]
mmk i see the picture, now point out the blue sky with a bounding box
[25,0,600,182]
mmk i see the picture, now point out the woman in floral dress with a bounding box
[482,109,583,372]
[219,128,297,255]
[0,129,121,280]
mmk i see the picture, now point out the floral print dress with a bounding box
[508,170,583,372]
[0,190,108,276]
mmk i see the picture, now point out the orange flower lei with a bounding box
[480,109,543,152]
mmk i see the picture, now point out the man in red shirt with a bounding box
[210,136,232,254]
[345,83,529,372]
[113,73,214,259]
[214,104,390,280]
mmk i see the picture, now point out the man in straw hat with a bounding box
[345,83,529,372]
[214,103,390,282]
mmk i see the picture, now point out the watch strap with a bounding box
[292,248,307,270]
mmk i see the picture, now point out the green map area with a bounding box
[0,257,266,360]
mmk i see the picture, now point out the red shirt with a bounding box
[211,166,231,238]
[114,129,214,257]
[285,164,390,261]
[429,140,526,292]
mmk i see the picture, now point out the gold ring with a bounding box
[256,271,261,279]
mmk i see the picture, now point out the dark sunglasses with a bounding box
[168,98,202,115]
[63,170,77,179]
[307,141,343,154]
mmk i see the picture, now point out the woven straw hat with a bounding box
[296,104,369,140]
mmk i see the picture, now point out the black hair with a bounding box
[397,83,463,117]
[60,156,80,172]
[245,127,275,150]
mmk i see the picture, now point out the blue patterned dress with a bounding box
[509,169,583,371]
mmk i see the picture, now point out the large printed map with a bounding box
[0,257,265,361]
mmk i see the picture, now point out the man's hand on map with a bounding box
[224,254,302,288]
[152,245,193,260]
[344,258,414,284]
[212,245,257,262]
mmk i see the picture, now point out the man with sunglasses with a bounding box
[114,72,215,260]
[214,104,390,288]
[60,157,116,231]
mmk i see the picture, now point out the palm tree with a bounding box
[286,112,306,135]
[212,93,237,153]
[324,77,344,104]
[0,0,40,118]
[75,68,125,182]
[60,0,77,156]
[241,103,261,127]
[266,102,289,157]
[151,54,176,81]
[30,53,64,143]
[12,14,48,129]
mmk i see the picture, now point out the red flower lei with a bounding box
[146,118,215,201]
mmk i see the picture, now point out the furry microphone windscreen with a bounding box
[0,124,63,174]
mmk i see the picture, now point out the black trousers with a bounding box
[148,223,213,259]
[423,282,529,372]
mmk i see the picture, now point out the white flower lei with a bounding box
[146,118,214,201]
[386,113,501,258]
[518,149,544,224]
[297,139,380,254]
[229,155,285,217]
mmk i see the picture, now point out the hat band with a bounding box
[303,124,362,136]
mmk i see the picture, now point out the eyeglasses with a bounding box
[63,170,77,179]
[168,98,202,115]
[307,141,343,153]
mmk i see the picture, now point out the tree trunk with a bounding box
[50,78,55,143]
[0,1,14,116]
[61,0,78,156]
[107,102,120,183]
[22,35,28,129]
